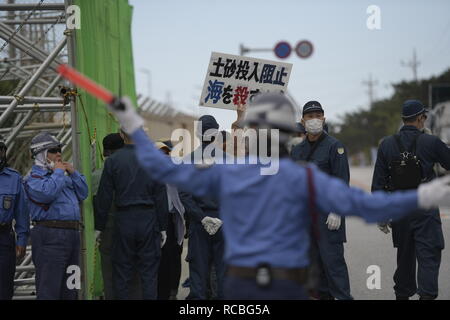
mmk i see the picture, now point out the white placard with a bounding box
[200,52,293,110]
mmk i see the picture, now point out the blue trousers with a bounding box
[186,221,225,300]
[0,228,15,300]
[314,235,352,300]
[391,210,444,298]
[31,225,80,300]
[224,275,308,300]
[112,210,161,300]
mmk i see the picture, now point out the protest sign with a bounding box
[200,52,293,110]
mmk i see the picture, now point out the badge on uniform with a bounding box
[3,196,12,210]
[337,148,345,155]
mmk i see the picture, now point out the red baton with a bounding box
[57,64,124,110]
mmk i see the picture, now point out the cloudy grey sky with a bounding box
[130,0,450,129]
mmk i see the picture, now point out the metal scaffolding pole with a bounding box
[0,3,65,11]
[64,0,85,299]
[0,104,67,112]
[0,36,66,127]
[5,74,62,148]
[0,22,62,71]
[2,18,66,25]
[5,61,52,86]
[7,68,49,92]
[0,96,63,104]
[0,123,67,134]
[1,57,34,63]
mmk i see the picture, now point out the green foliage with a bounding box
[330,68,450,156]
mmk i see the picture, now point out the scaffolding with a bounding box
[0,0,76,300]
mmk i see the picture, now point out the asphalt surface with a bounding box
[346,167,450,300]
[177,166,450,300]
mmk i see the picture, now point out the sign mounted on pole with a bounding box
[199,52,293,110]
[295,40,314,59]
[273,41,292,59]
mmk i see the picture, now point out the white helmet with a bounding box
[242,92,299,134]
[30,132,63,159]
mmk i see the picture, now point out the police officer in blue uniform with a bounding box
[25,132,88,300]
[291,101,352,300]
[107,94,450,299]
[185,115,226,300]
[371,100,450,300]
[95,129,168,300]
[0,137,29,300]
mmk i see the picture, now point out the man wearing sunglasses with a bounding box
[372,100,450,300]
[25,132,88,300]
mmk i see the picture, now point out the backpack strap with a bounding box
[393,133,423,159]
[393,134,406,154]
[306,166,320,240]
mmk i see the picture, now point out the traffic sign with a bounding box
[273,41,291,59]
[295,40,314,59]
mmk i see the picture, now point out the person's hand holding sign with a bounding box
[232,102,246,130]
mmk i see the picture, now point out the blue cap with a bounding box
[302,100,324,115]
[402,100,428,119]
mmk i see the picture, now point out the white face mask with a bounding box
[47,158,55,170]
[304,119,324,135]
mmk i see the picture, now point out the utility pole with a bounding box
[140,68,151,97]
[401,48,420,82]
[362,73,378,108]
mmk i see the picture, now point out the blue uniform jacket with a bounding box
[130,128,419,268]
[372,125,450,192]
[24,165,88,222]
[95,144,167,232]
[186,144,222,221]
[0,167,29,247]
[291,132,349,242]
[371,125,450,234]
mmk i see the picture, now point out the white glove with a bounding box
[106,96,144,135]
[326,213,341,231]
[418,175,450,210]
[94,230,102,243]
[201,217,223,235]
[161,231,167,248]
[377,222,391,234]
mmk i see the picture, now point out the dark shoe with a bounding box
[395,296,409,300]
[318,292,335,300]
[419,295,436,300]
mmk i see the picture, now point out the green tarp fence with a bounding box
[73,0,137,299]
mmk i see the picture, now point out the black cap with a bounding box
[302,100,324,115]
[402,100,428,119]
[198,115,219,134]
[103,133,124,153]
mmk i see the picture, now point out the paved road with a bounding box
[177,166,450,300]
[346,167,450,300]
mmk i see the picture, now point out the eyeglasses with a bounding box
[47,147,62,154]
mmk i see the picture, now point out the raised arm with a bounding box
[131,128,222,199]
[309,165,450,223]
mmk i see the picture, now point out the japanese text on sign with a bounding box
[200,52,293,110]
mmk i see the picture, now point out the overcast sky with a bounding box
[130,0,450,129]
